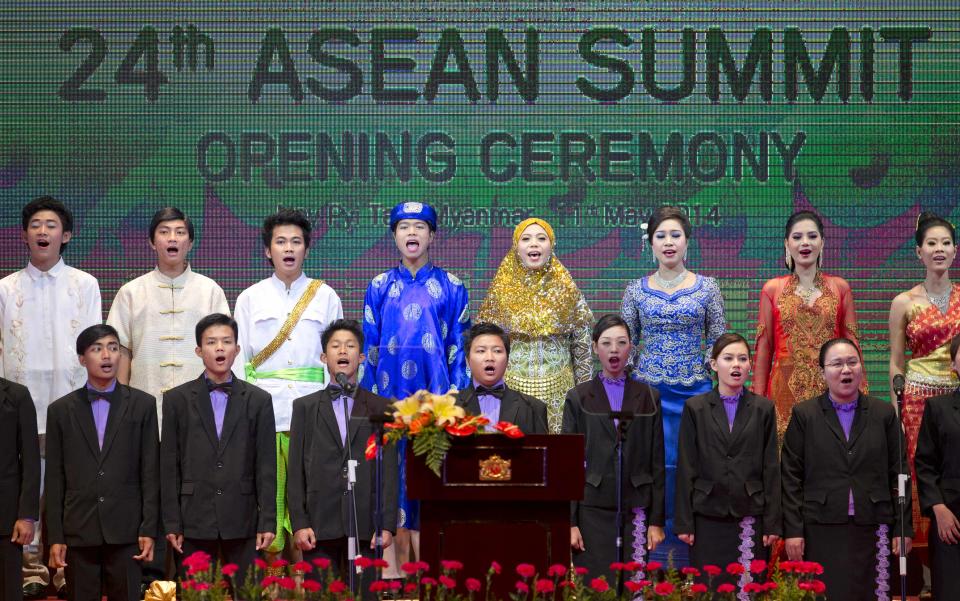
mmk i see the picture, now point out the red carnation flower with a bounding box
[575,566,589,576]
[294,560,312,573]
[624,581,643,593]
[277,577,296,591]
[681,566,701,577]
[441,559,464,572]
[355,556,373,569]
[609,561,626,571]
[726,562,746,575]
[254,558,268,570]
[646,561,663,572]
[547,564,567,578]
[749,559,767,573]
[439,575,456,588]
[372,558,389,569]
[404,582,419,593]
[535,579,555,594]
[369,580,390,593]
[691,583,708,594]
[515,581,529,593]
[270,558,288,569]
[624,561,643,572]
[312,557,331,570]
[421,577,438,587]
[221,563,239,577]
[302,579,322,592]
[466,577,482,592]
[717,583,736,594]
[490,561,502,574]
[401,562,421,575]
[590,578,610,592]
[702,564,721,577]
[328,579,347,594]
[653,581,675,595]
[516,563,536,579]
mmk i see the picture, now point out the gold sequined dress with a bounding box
[479,241,593,433]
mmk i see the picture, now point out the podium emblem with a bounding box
[479,454,512,481]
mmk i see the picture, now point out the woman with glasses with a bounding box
[752,210,866,439]
[781,338,911,601]
[889,212,959,554]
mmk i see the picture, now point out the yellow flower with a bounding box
[430,394,465,426]
[393,395,425,425]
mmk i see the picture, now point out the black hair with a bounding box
[149,207,195,242]
[818,337,861,368]
[262,208,312,253]
[321,319,364,352]
[784,210,825,271]
[646,206,692,242]
[464,322,511,356]
[915,211,956,246]
[710,332,751,361]
[195,313,238,346]
[76,324,119,356]
[22,196,74,253]
[592,314,631,343]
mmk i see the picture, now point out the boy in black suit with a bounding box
[0,378,40,601]
[287,319,397,595]
[45,324,160,601]
[455,323,548,434]
[161,313,276,583]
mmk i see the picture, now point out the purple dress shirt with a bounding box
[205,376,233,439]
[331,390,355,446]
[720,389,743,432]
[601,374,626,427]
[86,380,117,450]
[474,379,504,432]
[830,395,858,516]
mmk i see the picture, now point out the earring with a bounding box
[683,250,688,262]
[786,251,794,271]
[817,253,823,269]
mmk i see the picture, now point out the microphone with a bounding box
[335,372,356,395]
[892,374,905,396]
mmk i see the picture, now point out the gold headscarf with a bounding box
[479,219,593,338]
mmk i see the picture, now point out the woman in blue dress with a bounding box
[621,206,726,566]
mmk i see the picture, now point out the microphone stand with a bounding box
[609,410,635,599]
[336,375,362,598]
[368,412,394,568]
[892,376,909,600]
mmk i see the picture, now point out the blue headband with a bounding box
[389,201,437,231]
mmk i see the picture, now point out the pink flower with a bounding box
[270,558,288,569]
[294,560,313,573]
[277,577,296,591]
[547,564,567,578]
[690,583,708,594]
[260,576,278,588]
[589,578,609,592]
[490,561,502,574]
[422,577,438,587]
[646,561,663,572]
[574,566,589,576]
[328,579,347,594]
[416,560,431,572]
[717,583,736,594]
[221,563,239,577]
[653,581,674,596]
[186,563,209,576]
[516,563,536,579]
[441,559,464,572]
[439,575,456,588]
[194,582,210,591]
[702,564,721,577]
[389,581,402,591]
[369,580,390,593]
[749,559,767,573]
[535,578,555,594]
[681,566,701,577]
[726,562,745,575]
[404,582,419,593]
[355,556,374,569]
[515,581,529,593]
[182,550,211,568]
[181,580,195,591]
[466,577,482,592]
[254,558,268,570]
[302,579,322,592]
[401,562,422,575]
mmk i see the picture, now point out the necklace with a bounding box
[653,269,688,289]
[796,284,817,305]
[924,284,951,314]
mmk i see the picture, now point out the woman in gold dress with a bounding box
[478,218,593,432]
[889,211,959,551]
[752,210,866,437]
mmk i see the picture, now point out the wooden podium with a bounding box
[407,434,584,598]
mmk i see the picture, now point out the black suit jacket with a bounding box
[161,376,277,539]
[287,387,398,541]
[455,385,548,434]
[561,376,665,527]
[0,378,40,536]
[915,391,960,517]
[781,393,912,539]
[675,388,781,536]
[45,384,160,546]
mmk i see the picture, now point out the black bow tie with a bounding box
[207,381,232,395]
[86,389,114,403]
[476,385,505,399]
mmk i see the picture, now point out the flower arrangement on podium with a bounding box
[365,389,524,476]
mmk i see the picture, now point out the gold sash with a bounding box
[250,279,323,369]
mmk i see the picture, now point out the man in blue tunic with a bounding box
[359,201,470,572]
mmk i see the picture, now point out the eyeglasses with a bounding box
[824,358,861,370]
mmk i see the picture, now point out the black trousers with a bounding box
[0,539,22,601]
[805,520,883,601]
[179,537,257,588]
[930,523,960,600]
[304,538,377,601]
[573,505,648,586]
[64,543,141,601]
